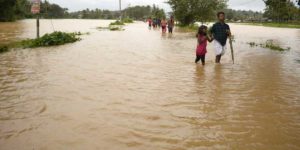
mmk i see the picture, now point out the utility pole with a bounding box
[31,0,41,38]
[119,0,122,20]
[37,14,40,38]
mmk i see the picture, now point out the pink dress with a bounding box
[196,35,207,56]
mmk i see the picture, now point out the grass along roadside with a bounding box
[176,24,198,32]
[237,22,300,29]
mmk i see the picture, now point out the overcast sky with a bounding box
[48,0,266,12]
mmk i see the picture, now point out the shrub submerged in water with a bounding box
[247,40,290,51]
[0,46,9,53]
[122,18,134,23]
[109,20,125,26]
[22,31,81,48]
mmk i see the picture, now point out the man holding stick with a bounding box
[211,12,232,63]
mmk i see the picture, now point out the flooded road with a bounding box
[0,19,300,150]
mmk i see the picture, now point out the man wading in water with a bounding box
[168,16,175,34]
[211,12,231,63]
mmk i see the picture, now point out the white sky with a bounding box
[47,0,267,12]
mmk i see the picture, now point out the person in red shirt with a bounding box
[195,25,213,65]
[147,18,152,29]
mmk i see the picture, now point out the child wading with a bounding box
[195,25,213,65]
[211,12,231,63]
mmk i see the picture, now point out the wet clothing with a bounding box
[148,19,152,27]
[161,20,167,32]
[157,19,161,27]
[168,19,174,33]
[162,26,166,32]
[196,35,207,56]
[195,55,205,64]
[214,40,226,56]
[195,35,207,65]
[211,22,230,46]
[216,55,222,63]
[168,27,173,33]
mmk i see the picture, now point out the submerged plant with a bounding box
[122,18,134,23]
[263,40,290,51]
[0,46,9,53]
[0,31,83,54]
[109,26,122,31]
[21,31,81,48]
[109,20,125,26]
[247,40,290,51]
[248,42,259,47]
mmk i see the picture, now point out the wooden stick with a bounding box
[229,36,235,64]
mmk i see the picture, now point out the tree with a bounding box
[124,6,152,20]
[123,5,165,20]
[0,0,30,22]
[223,9,263,22]
[167,0,228,25]
[151,5,166,19]
[40,1,68,18]
[263,0,299,22]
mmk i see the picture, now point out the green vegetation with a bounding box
[0,46,9,53]
[109,20,125,26]
[167,0,227,26]
[264,0,300,22]
[124,5,165,20]
[38,1,69,19]
[66,4,165,20]
[21,32,81,48]
[109,26,123,31]
[1,0,166,22]
[176,24,199,32]
[97,21,125,31]
[167,0,299,27]
[0,0,70,21]
[224,9,264,22]
[241,22,300,29]
[247,40,291,51]
[0,0,29,21]
[264,40,291,51]
[0,32,83,53]
[122,18,134,23]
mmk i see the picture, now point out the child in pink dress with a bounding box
[195,25,213,65]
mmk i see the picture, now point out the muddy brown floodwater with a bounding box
[0,19,300,150]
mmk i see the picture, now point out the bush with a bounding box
[0,46,9,53]
[122,18,134,23]
[21,31,81,48]
[264,40,290,51]
[247,40,290,51]
[109,20,125,26]
[109,26,121,31]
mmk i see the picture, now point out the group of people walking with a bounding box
[147,12,231,66]
[147,16,175,34]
